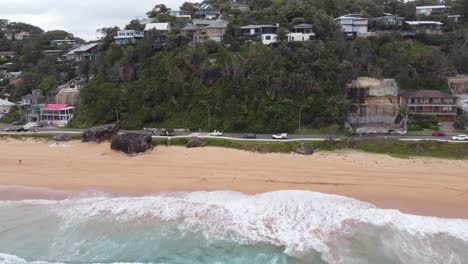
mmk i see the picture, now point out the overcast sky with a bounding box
[0,0,197,41]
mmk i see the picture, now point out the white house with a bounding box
[39,104,75,127]
[335,14,368,38]
[114,30,144,45]
[261,34,277,45]
[287,24,316,42]
[167,10,192,19]
[0,98,16,118]
[416,5,450,16]
[404,21,444,34]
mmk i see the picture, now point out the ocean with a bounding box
[0,186,467,264]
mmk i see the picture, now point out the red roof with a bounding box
[42,104,69,110]
[400,90,456,99]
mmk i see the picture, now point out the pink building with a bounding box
[39,104,75,127]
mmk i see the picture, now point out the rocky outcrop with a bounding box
[111,133,153,155]
[295,143,314,156]
[54,134,71,142]
[186,137,205,148]
[81,124,118,143]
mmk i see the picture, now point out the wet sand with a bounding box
[1,139,467,219]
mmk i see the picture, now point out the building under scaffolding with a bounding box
[347,77,402,133]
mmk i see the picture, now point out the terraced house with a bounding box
[400,90,458,122]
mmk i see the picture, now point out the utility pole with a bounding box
[205,105,211,131]
[115,108,120,128]
[298,104,309,134]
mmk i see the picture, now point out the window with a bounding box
[266,36,271,40]
[417,106,423,112]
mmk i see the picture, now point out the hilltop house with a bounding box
[0,98,16,118]
[347,77,401,133]
[144,23,171,49]
[400,90,458,122]
[114,30,144,45]
[39,104,75,127]
[416,5,450,16]
[335,14,368,39]
[50,38,76,48]
[287,24,316,42]
[448,75,468,114]
[63,43,99,63]
[5,31,31,41]
[240,24,278,45]
[21,90,46,106]
[182,19,228,45]
[401,21,443,36]
[232,3,250,12]
[368,13,405,30]
[197,4,221,19]
[167,10,191,19]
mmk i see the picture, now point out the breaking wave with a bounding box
[0,189,467,264]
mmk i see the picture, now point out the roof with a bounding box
[0,51,16,56]
[205,21,228,29]
[400,90,456,99]
[144,23,170,31]
[293,23,313,29]
[416,5,449,9]
[240,24,277,29]
[405,21,443,25]
[66,43,99,55]
[41,104,73,110]
[22,93,45,100]
[0,98,16,106]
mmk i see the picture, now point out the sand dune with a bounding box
[1,139,467,219]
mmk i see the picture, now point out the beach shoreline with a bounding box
[1,139,467,219]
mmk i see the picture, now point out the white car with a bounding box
[272,133,288,140]
[209,130,223,137]
[451,135,468,141]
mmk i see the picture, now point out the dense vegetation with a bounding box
[2,0,468,132]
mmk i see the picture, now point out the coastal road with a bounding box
[0,125,465,142]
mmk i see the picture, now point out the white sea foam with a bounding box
[3,190,466,263]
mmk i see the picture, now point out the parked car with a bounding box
[3,127,16,132]
[209,130,223,137]
[242,133,257,139]
[272,133,288,140]
[452,135,468,141]
[432,132,446,137]
[159,129,175,137]
[15,127,29,132]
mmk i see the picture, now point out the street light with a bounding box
[298,104,309,134]
[199,101,211,131]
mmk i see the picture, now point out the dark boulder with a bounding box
[81,124,118,143]
[295,143,314,156]
[54,134,71,142]
[186,137,205,148]
[111,133,153,155]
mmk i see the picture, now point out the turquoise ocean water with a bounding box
[0,186,467,264]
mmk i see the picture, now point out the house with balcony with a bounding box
[448,75,468,114]
[400,90,458,122]
[197,4,221,19]
[0,98,16,118]
[114,30,144,45]
[21,90,46,106]
[401,21,443,36]
[167,10,192,19]
[50,38,76,48]
[63,43,99,63]
[416,5,450,16]
[39,104,75,127]
[240,24,278,44]
[287,24,316,42]
[144,23,171,50]
[368,13,405,30]
[182,19,228,45]
[335,14,368,39]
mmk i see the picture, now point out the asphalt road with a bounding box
[0,125,464,142]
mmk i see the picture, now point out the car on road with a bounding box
[209,130,223,137]
[272,133,288,140]
[159,129,175,137]
[242,133,256,139]
[15,127,29,132]
[3,127,16,132]
[452,135,468,141]
[432,132,446,137]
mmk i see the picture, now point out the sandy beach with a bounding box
[0,139,467,219]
